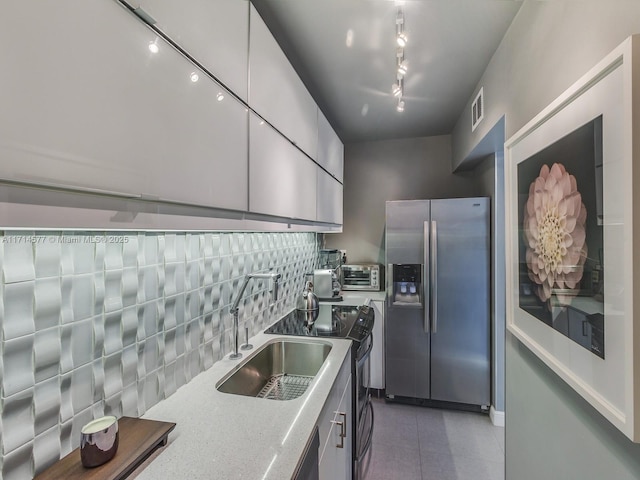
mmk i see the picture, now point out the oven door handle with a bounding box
[356,332,373,369]
[356,399,375,461]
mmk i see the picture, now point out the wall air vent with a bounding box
[471,87,484,132]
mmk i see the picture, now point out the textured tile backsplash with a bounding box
[0,231,320,479]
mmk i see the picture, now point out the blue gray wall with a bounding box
[451,1,640,478]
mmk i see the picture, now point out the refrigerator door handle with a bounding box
[423,221,430,334]
[431,220,438,334]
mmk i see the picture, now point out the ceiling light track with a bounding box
[392,6,408,113]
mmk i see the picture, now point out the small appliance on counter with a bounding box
[313,269,342,301]
[341,264,382,291]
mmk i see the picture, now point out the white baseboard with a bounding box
[490,406,505,427]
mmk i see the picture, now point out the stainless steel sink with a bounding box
[216,339,332,400]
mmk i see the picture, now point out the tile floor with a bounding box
[361,397,504,480]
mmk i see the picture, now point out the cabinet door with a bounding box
[368,301,385,389]
[317,170,343,225]
[0,0,248,212]
[317,110,344,182]
[249,5,318,159]
[319,375,352,480]
[249,114,316,220]
[122,0,250,101]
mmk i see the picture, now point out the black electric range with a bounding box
[264,303,374,344]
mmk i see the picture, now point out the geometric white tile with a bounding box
[1,439,33,480]
[2,335,35,398]
[104,241,123,271]
[34,239,61,279]
[68,240,94,275]
[70,274,94,322]
[2,237,35,284]
[137,266,159,304]
[121,307,137,349]
[70,364,93,415]
[103,312,123,357]
[59,325,73,375]
[32,425,61,476]
[1,387,34,455]
[121,345,137,389]
[103,353,123,399]
[70,318,93,369]
[103,270,123,313]
[2,280,35,340]
[33,378,61,436]
[121,267,137,309]
[34,278,61,331]
[122,235,138,269]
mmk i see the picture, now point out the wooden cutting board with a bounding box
[35,417,176,480]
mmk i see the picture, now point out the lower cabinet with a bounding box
[317,353,352,480]
[368,300,386,389]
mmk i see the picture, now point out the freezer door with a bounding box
[385,200,430,265]
[429,198,491,406]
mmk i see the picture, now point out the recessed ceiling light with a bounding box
[148,42,159,54]
[190,72,199,82]
[216,92,225,102]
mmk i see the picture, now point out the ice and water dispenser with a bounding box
[390,264,423,306]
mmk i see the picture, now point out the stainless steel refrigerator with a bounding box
[385,198,490,409]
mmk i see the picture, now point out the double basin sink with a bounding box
[216,339,332,401]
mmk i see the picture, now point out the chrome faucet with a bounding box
[229,270,281,360]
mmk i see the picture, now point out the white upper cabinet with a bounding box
[0,0,248,212]
[249,5,318,159]
[121,0,250,101]
[249,114,317,221]
[317,110,344,183]
[317,170,343,225]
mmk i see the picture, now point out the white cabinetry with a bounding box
[249,113,317,220]
[249,5,318,159]
[317,110,344,182]
[317,170,343,225]
[317,353,352,480]
[121,0,250,100]
[0,0,248,212]
[368,300,386,389]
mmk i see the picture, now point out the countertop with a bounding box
[321,290,386,305]
[134,328,352,480]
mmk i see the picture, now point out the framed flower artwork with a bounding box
[505,35,640,441]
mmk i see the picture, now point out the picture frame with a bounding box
[505,35,640,441]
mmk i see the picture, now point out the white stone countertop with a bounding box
[326,291,386,304]
[133,327,352,480]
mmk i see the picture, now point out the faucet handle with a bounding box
[270,272,281,305]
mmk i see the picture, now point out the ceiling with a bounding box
[251,0,523,144]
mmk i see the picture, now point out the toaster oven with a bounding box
[341,264,382,291]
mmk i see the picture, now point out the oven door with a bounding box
[354,332,374,480]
